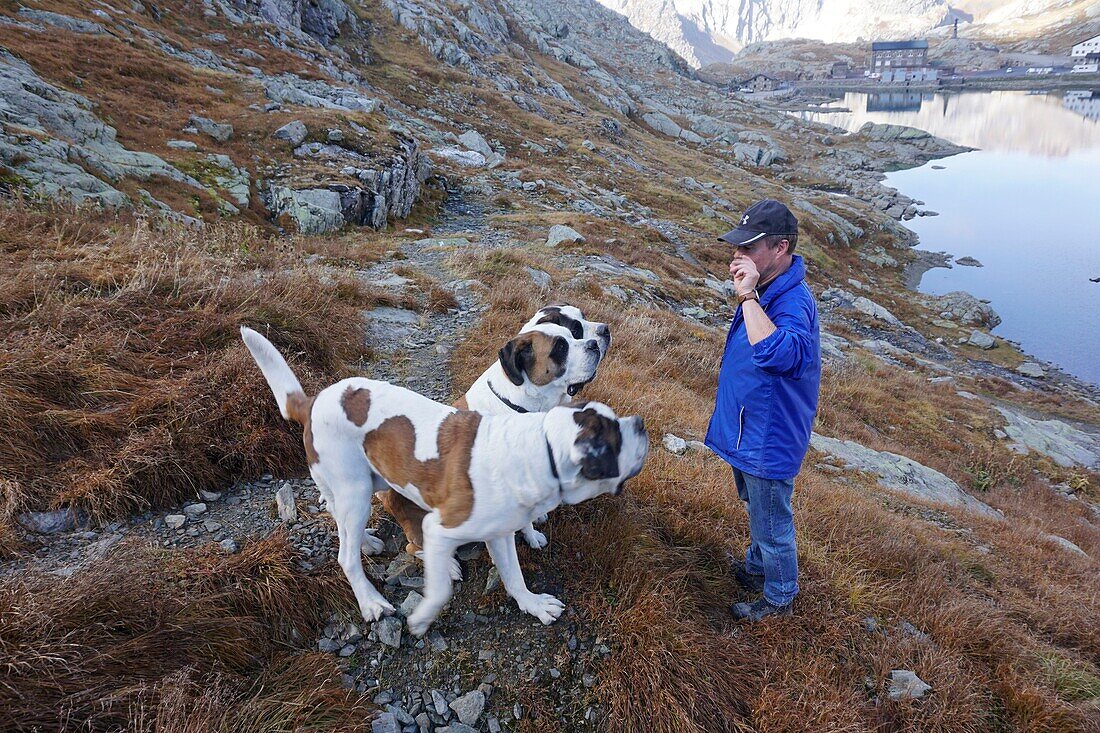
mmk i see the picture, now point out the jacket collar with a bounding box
[758,255,805,309]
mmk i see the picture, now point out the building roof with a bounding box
[871,40,928,51]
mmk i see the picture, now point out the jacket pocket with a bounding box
[736,405,746,451]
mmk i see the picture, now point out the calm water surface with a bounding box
[801,90,1100,385]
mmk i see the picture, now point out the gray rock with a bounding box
[167,139,198,151]
[16,508,82,534]
[219,538,239,554]
[887,670,931,701]
[930,291,1001,328]
[642,111,682,137]
[810,434,1000,517]
[183,502,208,518]
[994,406,1099,469]
[267,186,344,234]
[448,691,485,725]
[376,616,403,648]
[432,147,486,167]
[430,689,449,716]
[275,482,298,522]
[852,296,903,327]
[261,73,380,113]
[165,514,187,530]
[547,224,585,246]
[18,8,107,34]
[458,130,494,157]
[273,120,309,146]
[524,267,551,288]
[327,128,344,143]
[662,433,687,455]
[437,725,477,733]
[318,637,342,653]
[955,256,983,267]
[967,330,996,349]
[399,591,423,616]
[1016,362,1045,378]
[1045,534,1088,557]
[371,712,399,733]
[187,115,233,142]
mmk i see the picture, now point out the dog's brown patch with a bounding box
[573,407,623,479]
[286,391,319,465]
[341,386,372,427]
[378,489,426,552]
[453,395,468,410]
[364,411,482,528]
[524,331,566,386]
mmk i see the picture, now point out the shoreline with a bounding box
[794,76,1100,94]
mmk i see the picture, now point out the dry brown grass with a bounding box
[0,201,386,532]
[0,534,370,732]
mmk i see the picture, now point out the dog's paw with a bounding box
[532,513,548,525]
[360,529,385,556]
[359,597,395,624]
[517,593,565,625]
[405,608,434,637]
[522,527,548,550]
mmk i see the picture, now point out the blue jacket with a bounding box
[705,255,821,480]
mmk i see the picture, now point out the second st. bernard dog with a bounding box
[241,327,647,634]
[380,304,612,556]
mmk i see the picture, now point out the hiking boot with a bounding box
[728,556,765,593]
[730,597,793,622]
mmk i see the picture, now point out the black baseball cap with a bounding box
[718,199,798,246]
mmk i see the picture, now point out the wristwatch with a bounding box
[736,289,759,305]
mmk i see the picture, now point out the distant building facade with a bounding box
[871,40,929,74]
[830,61,852,78]
[1071,34,1100,60]
[739,74,778,92]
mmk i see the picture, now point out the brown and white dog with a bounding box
[380,304,612,555]
[241,327,647,634]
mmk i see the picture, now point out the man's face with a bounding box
[733,237,788,284]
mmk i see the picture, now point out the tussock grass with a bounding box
[0,534,370,732]
[0,202,378,531]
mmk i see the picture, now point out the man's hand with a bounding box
[730,254,760,296]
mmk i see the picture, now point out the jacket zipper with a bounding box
[736,406,745,450]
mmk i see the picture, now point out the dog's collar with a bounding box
[487,380,529,414]
[546,439,563,498]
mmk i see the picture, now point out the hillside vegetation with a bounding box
[0,1,1097,731]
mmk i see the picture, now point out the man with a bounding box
[704,199,821,622]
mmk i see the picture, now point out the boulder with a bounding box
[887,670,931,701]
[547,224,584,246]
[852,296,903,326]
[187,115,233,142]
[1017,362,1045,378]
[642,111,682,137]
[662,434,687,455]
[268,186,344,234]
[994,406,1099,469]
[458,129,494,157]
[449,691,486,725]
[967,330,996,349]
[275,482,298,522]
[273,120,309,146]
[810,433,1001,517]
[931,291,1001,328]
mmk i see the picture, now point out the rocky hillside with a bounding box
[2,1,1098,732]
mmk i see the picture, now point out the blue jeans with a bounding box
[733,467,799,606]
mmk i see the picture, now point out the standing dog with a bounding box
[381,304,612,555]
[241,327,647,634]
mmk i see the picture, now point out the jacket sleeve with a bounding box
[751,300,815,379]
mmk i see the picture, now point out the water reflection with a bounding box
[800,90,1100,155]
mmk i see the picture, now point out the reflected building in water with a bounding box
[1064,90,1100,122]
[866,92,924,112]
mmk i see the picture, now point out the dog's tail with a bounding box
[240,326,311,424]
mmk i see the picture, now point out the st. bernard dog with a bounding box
[380,304,612,555]
[241,327,647,634]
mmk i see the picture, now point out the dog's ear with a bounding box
[498,335,532,386]
[572,408,622,480]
